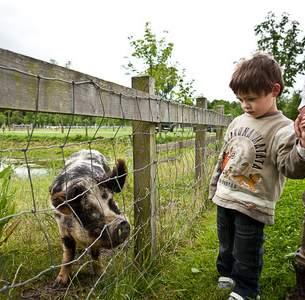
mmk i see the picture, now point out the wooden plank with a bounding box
[0,48,231,126]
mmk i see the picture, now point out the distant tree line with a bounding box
[0,110,126,128]
[209,92,302,120]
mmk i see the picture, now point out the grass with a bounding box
[3,170,301,299]
[0,166,16,247]
[0,128,303,299]
[0,127,196,144]
[0,128,211,299]
[140,178,305,300]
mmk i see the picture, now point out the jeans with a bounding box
[216,206,264,299]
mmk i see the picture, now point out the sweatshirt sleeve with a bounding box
[272,124,305,179]
[208,147,224,200]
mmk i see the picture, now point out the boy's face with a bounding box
[236,85,280,118]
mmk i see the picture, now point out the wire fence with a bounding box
[0,48,230,299]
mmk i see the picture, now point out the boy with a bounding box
[209,53,305,300]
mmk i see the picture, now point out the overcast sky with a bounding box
[0,0,305,101]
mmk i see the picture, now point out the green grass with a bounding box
[1,129,302,299]
[0,129,213,299]
[0,127,196,144]
[140,178,305,300]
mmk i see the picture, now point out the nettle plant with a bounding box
[0,166,18,247]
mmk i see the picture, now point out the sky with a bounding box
[0,0,305,102]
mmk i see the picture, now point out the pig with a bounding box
[49,149,130,286]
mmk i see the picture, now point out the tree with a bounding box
[123,22,195,104]
[254,12,305,92]
[283,92,302,120]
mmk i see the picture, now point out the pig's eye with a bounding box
[101,191,108,199]
[109,198,121,215]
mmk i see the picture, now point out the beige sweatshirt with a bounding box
[209,111,305,224]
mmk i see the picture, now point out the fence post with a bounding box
[195,96,207,186]
[216,105,225,150]
[132,75,157,267]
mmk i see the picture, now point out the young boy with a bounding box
[209,53,305,300]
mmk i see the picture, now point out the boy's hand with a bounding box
[295,113,305,148]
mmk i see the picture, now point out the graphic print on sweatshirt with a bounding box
[219,127,267,192]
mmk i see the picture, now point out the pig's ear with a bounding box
[51,191,72,215]
[107,159,127,193]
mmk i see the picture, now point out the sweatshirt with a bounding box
[209,111,305,224]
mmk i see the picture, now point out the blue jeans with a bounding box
[216,206,264,299]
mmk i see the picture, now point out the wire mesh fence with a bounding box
[0,48,230,299]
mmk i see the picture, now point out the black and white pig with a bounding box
[49,149,130,286]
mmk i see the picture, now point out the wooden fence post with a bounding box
[216,105,225,150]
[195,96,207,186]
[132,75,157,267]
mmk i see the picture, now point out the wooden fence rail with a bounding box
[0,48,230,126]
[0,48,230,269]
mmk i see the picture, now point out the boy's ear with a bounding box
[272,83,281,97]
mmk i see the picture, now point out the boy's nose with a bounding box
[243,102,251,109]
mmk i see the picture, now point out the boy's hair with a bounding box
[229,52,284,97]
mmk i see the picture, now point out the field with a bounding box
[0,127,304,299]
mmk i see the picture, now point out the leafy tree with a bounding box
[254,12,305,91]
[123,22,195,104]
[283,91,302,120]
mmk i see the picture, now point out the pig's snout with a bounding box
[114,220,130,244]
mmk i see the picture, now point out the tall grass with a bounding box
[0,127,220,299]
[2,127,303,300]
[0,166,16,247]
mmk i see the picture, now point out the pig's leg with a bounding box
[54,236,76,286]
[90,247,102,275]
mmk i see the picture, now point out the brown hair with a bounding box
[229,53,284,96]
